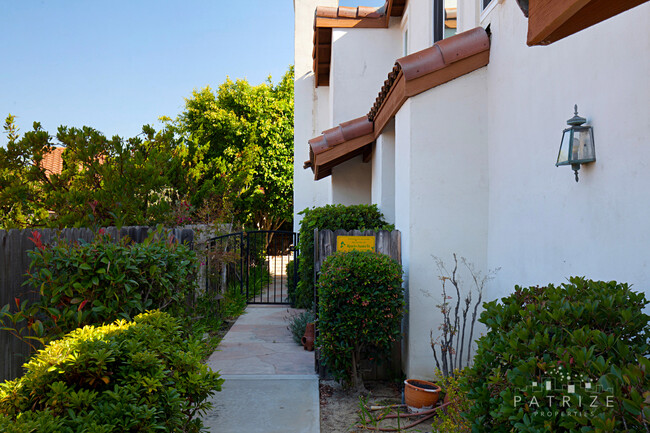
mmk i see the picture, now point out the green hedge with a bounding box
[295,204,392,309]
[465,278,650,432]
[1,228,197,345]
[0,311,223,433]
[317,251,403,388]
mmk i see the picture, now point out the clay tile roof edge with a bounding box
[307,27,490,180]
[369,27,489,121]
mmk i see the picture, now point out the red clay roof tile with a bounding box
[308,116,372,157]
[397,45,446,81]
[40,147,65,176]
[340,116,373,139]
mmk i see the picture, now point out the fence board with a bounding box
[0,226,194,383]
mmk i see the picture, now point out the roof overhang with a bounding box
[313,0,407,87]
[308,116,375,180]
[527,0,650,45]
[306,27,490,180]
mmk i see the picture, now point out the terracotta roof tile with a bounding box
[436,27,490,63]
[315,5,385,19]
[40,147,65,176]
[308,116,372,156]
[340,116,374,139]
[398,45,445,81]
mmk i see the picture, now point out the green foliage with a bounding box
[465,278,650,432]
[434,368,471,433]
[165,66,294,231]
[0,311,223,433]
[221,287,247,319]
[296,204,393,309]
[317,251,403,389]
[0,115,185,229]
[1,228,197,347]
[287,309,315,345]
[286,260,296,305]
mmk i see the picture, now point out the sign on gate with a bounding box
[336,235,375,252]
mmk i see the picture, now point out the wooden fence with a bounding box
[313,229,402,380]
[0,226,193,383]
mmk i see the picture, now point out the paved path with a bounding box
[202,305,319,433]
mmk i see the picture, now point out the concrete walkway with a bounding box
[202,305,319,433]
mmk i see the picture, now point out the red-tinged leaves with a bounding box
[79,300,89,311]
[28,230,44,250]
[15,297,20,309]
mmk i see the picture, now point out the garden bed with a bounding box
[320,380,437,433]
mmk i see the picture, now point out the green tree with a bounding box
[0,115,185,228]
[166,66,294,231]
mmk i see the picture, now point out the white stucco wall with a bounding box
[295,0,650,382]
[483,0,650,301]
[328,20,401,206]
[329,21,402,125]
[395,68,489,379]
[372,119,396,224]
[293,0,336,231]
[330,155,372,205]
[394,100,412,370]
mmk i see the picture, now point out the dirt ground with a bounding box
[319,380,437,433]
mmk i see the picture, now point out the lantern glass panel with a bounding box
[556,128,572,166]
[573,127,595,163]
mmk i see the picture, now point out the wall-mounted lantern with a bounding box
[556,105,595,182]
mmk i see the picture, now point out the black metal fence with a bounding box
[205,231,298,305]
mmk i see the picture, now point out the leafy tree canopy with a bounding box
[165,66,294,231]
[0,115,184,229]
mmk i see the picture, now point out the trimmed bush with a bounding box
[465,278,650,432]
[317,251,403,389]
[1,228,197,345]
[296,204,393,309]
[0,310,223,432]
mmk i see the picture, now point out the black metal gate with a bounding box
[205,231,298,305]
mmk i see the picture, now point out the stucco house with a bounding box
[293,0,650,379]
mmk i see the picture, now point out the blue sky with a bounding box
[1,0,295,144]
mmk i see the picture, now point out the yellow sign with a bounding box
[337,236,375,252]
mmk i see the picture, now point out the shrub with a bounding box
[0,311,223,433]
[317,251,403,389]
[1,228,197,346]
[287,309,315,345]
[465,278,650,432]
[296,204,393,309]
[434,368,471,433]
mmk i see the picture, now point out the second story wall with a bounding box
[329,20,402,125]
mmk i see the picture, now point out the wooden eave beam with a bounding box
[314,133,376,167]
[315,16,389,29]
[385,0,394,26]
[527,0,649,46]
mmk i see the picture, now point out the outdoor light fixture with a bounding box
[556,105,595,182]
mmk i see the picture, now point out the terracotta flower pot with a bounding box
[301,322,315,351]
[404,379,441,413]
